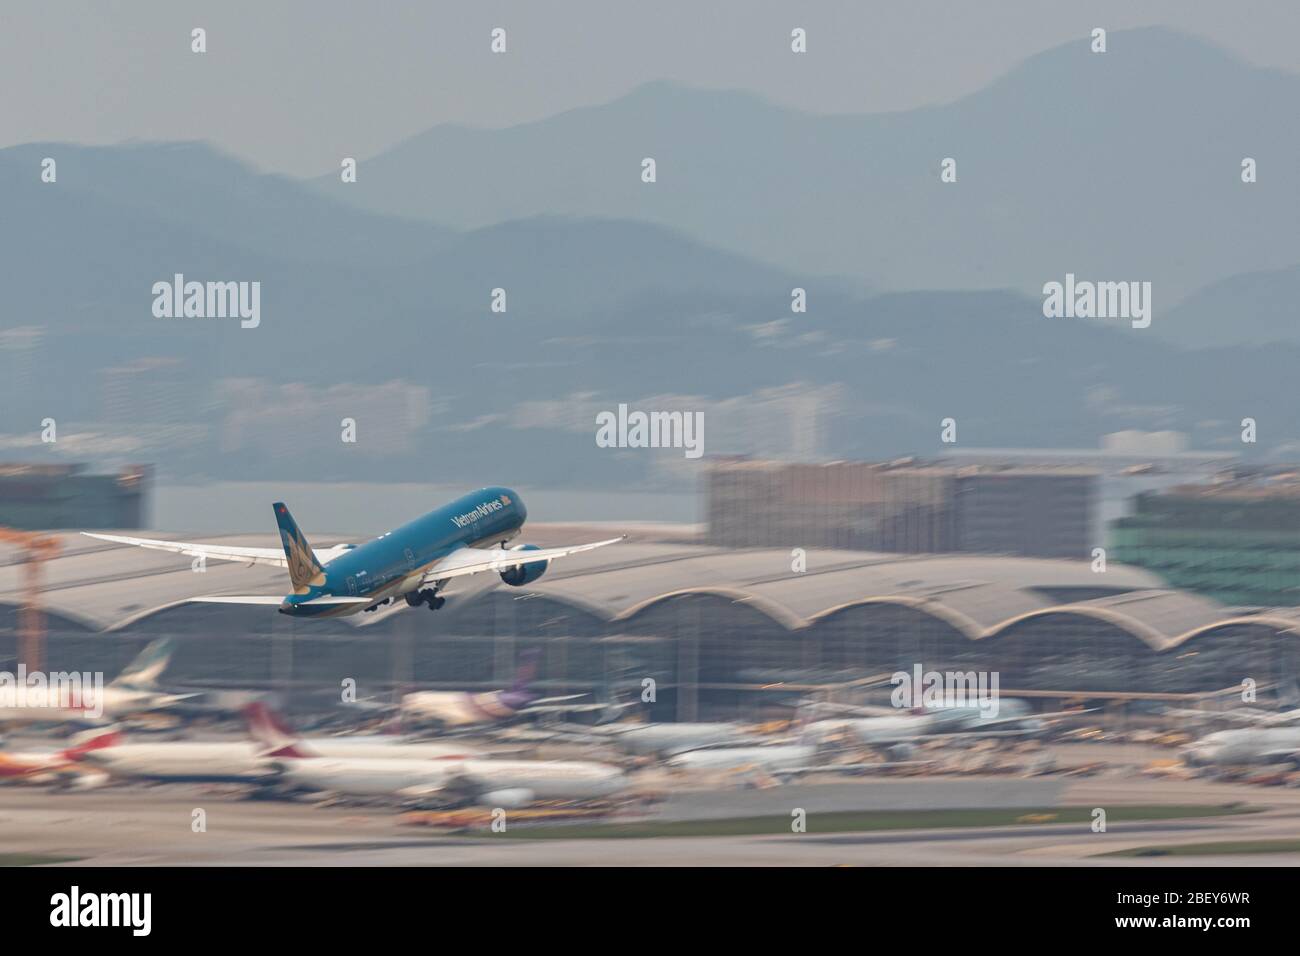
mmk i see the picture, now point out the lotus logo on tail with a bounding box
[273,502,327,594]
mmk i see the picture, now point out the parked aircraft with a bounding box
[253,704,627,807]
[399,652,589,730]
[270,753,629,808]
[0,639,189,726]
[1181,727,1300,770]
[589,721,761,757]
[69,705,480,785]
[0,728,119,786]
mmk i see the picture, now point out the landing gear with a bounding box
[406,588,445,610]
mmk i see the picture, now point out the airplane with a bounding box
[83,487,624,618]
[1181,726,1300,771]
[245,702,479,761]
[249,699,627,808]
[269,754,629,809]
[0,638,189,726]
[69,705,481,787]
[264,737,628,809]
[665,742,819,776]
[804,714,935,760]
[0,728,120,786]
[588,721,762,757]
[399,651,590,731]
[806,698,1092,739]
[663,734,912,783]
[1167,707,1300,729]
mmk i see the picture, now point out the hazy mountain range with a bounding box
[314,28,1300,319]
[2,26,1297,492]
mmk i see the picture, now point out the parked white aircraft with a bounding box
[0,639,189,725]
[398,652,589,731]
[77,740,271,784]
[0,728,119,786]
[665,743,817,775]
[272,754,629,808]
[245,703,479,761]
[589,721,758,757]
[249,702,626,807]
[72,704,480,784]
[1182,727,1300,770]
[805,699,1089,745]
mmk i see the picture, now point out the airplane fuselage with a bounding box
[282,486,527,618]
[1183,728,1300,768]
[0,687,175,725]
[277,756,627,806]
[79,738,479,782]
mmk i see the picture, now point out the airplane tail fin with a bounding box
[110,638,174,690]
[511,649,543,692]
[243,702,312,758]
[273,502,327,594]
[1277,679,1300,710]
[61,727,122,760]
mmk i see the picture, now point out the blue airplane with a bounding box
[83,487,623,618]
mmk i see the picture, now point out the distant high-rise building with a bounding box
[944,433,1237,544]
[0,326,43,420]
[705,457,1096,558]
[1111,468,1300,607]
[0,464,151,530]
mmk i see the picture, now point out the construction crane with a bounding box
[0,528,60,672]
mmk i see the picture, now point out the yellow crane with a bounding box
[0,528,60,672]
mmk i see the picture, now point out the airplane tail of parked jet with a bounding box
[61,727,123,759]
[511,649,543,694]
[243,702,308,758]
[110,638,175,690]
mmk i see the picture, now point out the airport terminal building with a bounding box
[3,526,1297,722]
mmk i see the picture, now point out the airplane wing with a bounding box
[1026,707,1100,723]
[951,708,1097,731]
[81,532,353,569]
[189,594,372,606]
[1258,748,1300,764]
[525,694,591,707]
[1164,707,1300,727]
[420,536,626,584]
[803,701,900,718]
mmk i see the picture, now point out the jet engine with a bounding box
[477,788,536,809]
[499,544,549,587]
[886,742,916,762]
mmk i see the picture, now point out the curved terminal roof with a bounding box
[1,530,1294,650]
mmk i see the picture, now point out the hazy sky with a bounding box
[2,1,1298,176]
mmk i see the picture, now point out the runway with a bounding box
[5,771,1300,866]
